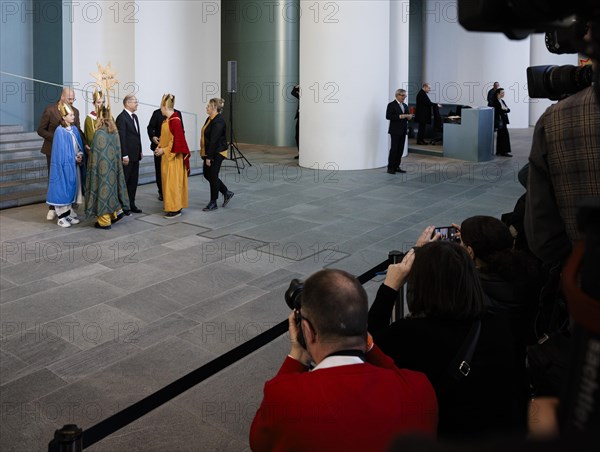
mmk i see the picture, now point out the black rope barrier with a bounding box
[49,257,392,451]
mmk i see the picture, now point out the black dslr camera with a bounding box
[285,279,306,348]
[459,0,600,100]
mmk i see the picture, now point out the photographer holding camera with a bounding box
[250,269,438,452]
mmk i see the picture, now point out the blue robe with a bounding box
[46,126,83,206]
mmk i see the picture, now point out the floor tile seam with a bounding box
[0,367,68,400]
[45,341,144,380]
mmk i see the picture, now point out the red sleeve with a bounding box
[365,344,397,369]
[250,357,307,451]
[168,114,190,156]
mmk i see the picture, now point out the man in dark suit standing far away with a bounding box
[386,89,412,174]
[147,105,185,201]
[487,81,499,107]
[116,94,143,214]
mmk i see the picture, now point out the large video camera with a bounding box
[459,0,600,100]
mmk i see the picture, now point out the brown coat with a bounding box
[37,102,84,156]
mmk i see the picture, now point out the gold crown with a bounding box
[58,102,74,117]
[98,105,112,120]
[93,88,104,103]
[161,93,175,109]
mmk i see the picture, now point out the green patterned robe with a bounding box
[85,127,130,217]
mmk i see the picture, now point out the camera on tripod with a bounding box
[458,0,599,99]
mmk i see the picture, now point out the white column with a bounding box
[299,0,390,170]
[529,33,578,126]
[389,1,410,94]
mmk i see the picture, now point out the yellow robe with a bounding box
[159,118,188,212]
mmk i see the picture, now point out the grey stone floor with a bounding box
[0,130,533,451]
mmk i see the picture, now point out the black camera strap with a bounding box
[438,319,481,391]
[325,349,366,362]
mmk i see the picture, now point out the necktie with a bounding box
[132,113,139,133]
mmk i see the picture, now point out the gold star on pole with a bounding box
[90,62,119,107]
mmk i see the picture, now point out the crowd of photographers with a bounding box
[249,14,599,451]
[251,81,598,452]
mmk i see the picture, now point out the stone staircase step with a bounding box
[0,131,41,141]
[0,187,47,209]
[0,147,42,161]
[0,125,24,134]
[0,140,43,151]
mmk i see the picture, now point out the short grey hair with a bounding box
[395,89,406,96]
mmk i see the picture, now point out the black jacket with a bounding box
[493,98,510,129]
[203,114,228,159]
[146,108,184,151]
[386,100,409,135]
[415,89,433,124]
[368,284,524,440]
[116,110,143,161]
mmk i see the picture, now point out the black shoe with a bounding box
[112,212,125,224]
[163,210,182,218]
[397,169,407,173]
[294,155,299,159]
[94,222,111,230]
[223,191,234,207]
[158,194,163,201]
[202,201,218,212]
[497,153,513,157]
[123,210,132,216]
[387,170,396,175]
[130,207,142,213]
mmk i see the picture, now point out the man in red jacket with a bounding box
[250,269,438,452]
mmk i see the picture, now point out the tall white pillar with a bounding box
[529,33,578,126]
[299,0,391,170]
[389,1,411,95]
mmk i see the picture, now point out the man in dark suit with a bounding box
[147,105,184,201]
[116,94,143,213]
[487,81,499,107]
[37,87,87,220]
[291,84,300,159]
[415,83,436,145]
[386,89,412,174]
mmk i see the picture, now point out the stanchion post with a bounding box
[388,250,405,322]
[48,424,83,452]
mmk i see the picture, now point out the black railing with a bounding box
[48,253,400,451]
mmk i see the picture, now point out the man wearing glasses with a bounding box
[250,269,438,451]
[116,94,143,214]
[386,89,412,174]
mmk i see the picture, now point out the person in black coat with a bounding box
[291,84,300,159]
[200,98,234,211]
[493,88,512,156]
[415,83,438,145]
[487,81,499,107]
[147,106,184,201]
[385,89,412,174]
[115,94,143,213]
[368,227,525,442]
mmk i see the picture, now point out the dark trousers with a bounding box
[417,121,428,143]
[388,133,406,171]
[46,154,54,210]
[123,160,139,208]
[154,154,162,195]
[203,154,229,202]
[496,128,512,155]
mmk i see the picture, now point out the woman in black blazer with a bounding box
[494,88,512,156]
[368,227,524,441]
[200,98,234,211]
